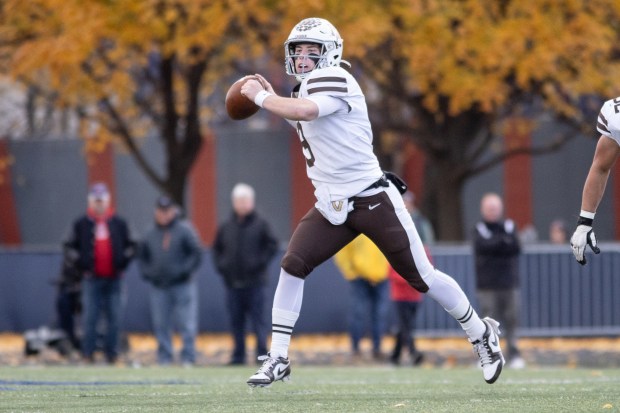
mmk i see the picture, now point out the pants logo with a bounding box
[331,201,343,212]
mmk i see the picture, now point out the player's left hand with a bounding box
[570,224,600,265]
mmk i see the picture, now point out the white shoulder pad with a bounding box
[597,98,620,145]
[304,67,351,97]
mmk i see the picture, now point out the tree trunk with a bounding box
[163,129,202,208]
[423,157,466,241]
[164,164,188,209]
[158,55,205,208]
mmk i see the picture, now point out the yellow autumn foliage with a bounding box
[1,0,619,145]
[340,0,620,117]
[1,0,287,142]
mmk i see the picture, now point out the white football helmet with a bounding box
[284,18,344,82]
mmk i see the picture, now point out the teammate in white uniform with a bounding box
[242,17,504,387]
[570,97,620,264]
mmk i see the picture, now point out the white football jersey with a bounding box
[596,97,620,146]
[289,66,383,199]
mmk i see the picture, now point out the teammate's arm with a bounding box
[581,136,620,213]
[570,135,620,265]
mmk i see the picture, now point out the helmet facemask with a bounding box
[284,18,344,82]
[285,43,331,81]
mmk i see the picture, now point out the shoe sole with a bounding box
[247,372,291,388]
[485,362,503,384]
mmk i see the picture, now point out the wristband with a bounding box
[254,90,273,108]
[577,210,595,226]
[580,210,595,219]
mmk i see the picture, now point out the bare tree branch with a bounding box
[465,130,578,178]
[464,128,496,167]
[98,97,165,188]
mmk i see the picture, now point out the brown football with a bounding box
[225,76,260,120]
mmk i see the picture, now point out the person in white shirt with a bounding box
[242,17,504,387]
[570,97,620,265]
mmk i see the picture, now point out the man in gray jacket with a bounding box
[137,196,203,365]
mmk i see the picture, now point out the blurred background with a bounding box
[0,0,619,363]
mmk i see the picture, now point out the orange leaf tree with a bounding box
[338,0,620,239]
[0,0,285,205]
[257,1,620,239]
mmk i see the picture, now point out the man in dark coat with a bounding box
[473,192,524,369]
[212,183,278,365]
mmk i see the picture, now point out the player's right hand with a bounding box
[570,224,600,265]
[253,74,275,94]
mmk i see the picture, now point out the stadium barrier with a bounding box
[0,243,619,336]
[420,243,620,337]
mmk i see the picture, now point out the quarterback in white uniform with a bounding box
[570,97,620,264]
[242,17,504,387]
[289,65,382,200]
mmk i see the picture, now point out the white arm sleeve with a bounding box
[306,95,349,118]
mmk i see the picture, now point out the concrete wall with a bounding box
[0,248,349,334]
[2,245,619,336]
[8,128,293,247]
[7,120,616,248]
[462,120,615,242]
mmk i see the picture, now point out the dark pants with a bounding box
[56,288,81,350]
[349,279,389,354]
[81,277,123,362]
[391,301,420,363]
[149,281,197,364]
[227,286,268,363]
[281,186,430,293]
[477,288,521,360]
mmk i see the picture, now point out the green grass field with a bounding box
[0,365,619,413]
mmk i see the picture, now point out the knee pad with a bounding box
[281,252,311,279]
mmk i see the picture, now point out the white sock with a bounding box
[270,308,299,358]
[425,269,485,341]
[448,298,486,341]
[269,270,304,358]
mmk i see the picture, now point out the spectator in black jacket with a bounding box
[65,182,135,364]
[213,183,278,365]
[473,193,524,369]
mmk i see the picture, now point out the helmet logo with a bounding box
[296,18,323,32]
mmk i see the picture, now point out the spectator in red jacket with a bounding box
[65,182,135,364]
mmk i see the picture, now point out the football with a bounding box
[225,76,261,120]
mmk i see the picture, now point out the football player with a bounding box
[241,17,504,387]
[570,97,620,264]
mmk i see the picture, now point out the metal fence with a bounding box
[418,243,620,337]
[1,244,619,336]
